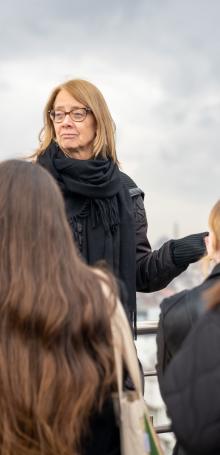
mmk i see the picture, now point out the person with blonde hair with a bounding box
[34,78,207,332]
[157,200,220,455]
[0,159,125,455]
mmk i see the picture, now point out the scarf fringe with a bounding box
[90,196,119,233]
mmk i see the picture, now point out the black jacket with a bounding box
[160,303,220,455]
[157,263,220,379]
[157,263,220,455]
[83,398,120,455]
[38,147,206,302]
[68,169,186,293]
[116,172,186,293]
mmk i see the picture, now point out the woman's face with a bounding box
[52,89,96,159]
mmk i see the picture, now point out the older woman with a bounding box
[34,79,207,331]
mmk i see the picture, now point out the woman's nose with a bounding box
[62,113,74,125]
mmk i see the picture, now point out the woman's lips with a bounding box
[61,133,78,138]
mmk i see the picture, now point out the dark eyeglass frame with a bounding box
[48,107,92,123]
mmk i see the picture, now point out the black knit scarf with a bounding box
[37,142,136,314]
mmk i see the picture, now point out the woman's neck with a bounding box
[62,147,93,160]
[213,252,220,264]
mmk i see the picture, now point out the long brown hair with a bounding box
[32,79,117,162]
[0,160,117,454]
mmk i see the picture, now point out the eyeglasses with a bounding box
[49,107,92,123]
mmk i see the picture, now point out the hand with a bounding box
[172,232,209,267]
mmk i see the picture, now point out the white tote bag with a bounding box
[111,301,164,455]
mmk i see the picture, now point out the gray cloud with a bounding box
[1,0,220,241]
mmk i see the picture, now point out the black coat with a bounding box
[114,173,206,294]
[128,181,184,293]
[161,302,220,455]
[38,144,206,304]
[82,171,185,293]
[157,263,220,455]
[83,399,120,455]
[157,263,220,379]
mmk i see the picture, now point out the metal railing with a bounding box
[136,319,172,434]
[137,320,159,336]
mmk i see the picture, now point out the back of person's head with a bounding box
[0,159,116,454]
[35,79,116,161]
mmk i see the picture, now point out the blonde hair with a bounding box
[208,200,220,252]
[202,200,220,274]
[33,79,117,162]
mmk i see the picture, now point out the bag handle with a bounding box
[93,272,143,396]
[111,299,143,397]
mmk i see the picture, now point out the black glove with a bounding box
[171,232,208,267]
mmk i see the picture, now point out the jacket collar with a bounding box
[208,262,220,279]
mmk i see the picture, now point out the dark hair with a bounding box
[0,159,117,454]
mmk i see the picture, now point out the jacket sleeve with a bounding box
[161,310,220,454]
[133,193,185,292]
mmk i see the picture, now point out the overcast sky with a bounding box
[1,0,220,244]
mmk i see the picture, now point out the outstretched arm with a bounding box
[134,193,207,292]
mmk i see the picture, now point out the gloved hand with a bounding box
[171,232,208,267]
